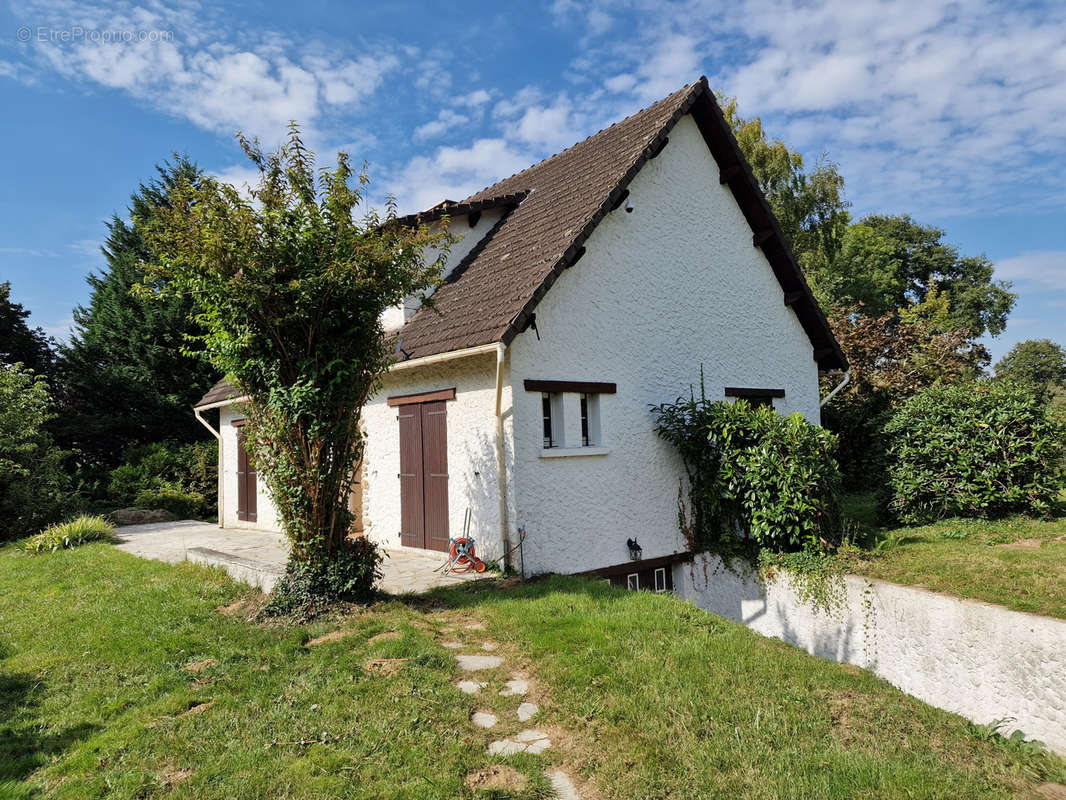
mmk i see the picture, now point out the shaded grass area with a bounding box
[1,543,1063,799]
[842,493,1066,619]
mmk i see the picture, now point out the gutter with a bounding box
[193,342,511,543]
[389,342,500,372]
[193,405,229,528]
[494,343,512,572]
[820,370,851,407]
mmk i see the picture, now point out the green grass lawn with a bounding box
[842,494,1066,620]
[1,542,1063,799]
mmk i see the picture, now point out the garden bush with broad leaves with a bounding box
[0,364,72,539]
[107,440,216,519]
[653,382,843,555]
[885,381,1065,524]
[137,124,450,612]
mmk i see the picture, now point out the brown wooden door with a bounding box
[421,401,450,552]
[397,400,449,551]
[397,403,425,548]
[236,429,258,524]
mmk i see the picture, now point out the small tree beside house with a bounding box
[139,125,450,609]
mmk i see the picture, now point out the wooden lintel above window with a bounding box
[386,387,456,407]
[523,379,617,394]
[724,387,786,399]
[575,551,693,579]
[230,418,248,427]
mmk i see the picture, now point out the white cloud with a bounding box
[12,0,402,139]
[67,239,102,258]
[545,0,1066,218]
[508,95,586,151]
[414,109,471,141]
[0,246,52,257]
[387,138,533,214]
[631,32,701,102]
[994,251,1066,291]
[42,317,75,342]
[456,89,492,107]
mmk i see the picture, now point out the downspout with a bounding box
[194,406,225,527]
[494,343,512,572]
[820,370,851,407]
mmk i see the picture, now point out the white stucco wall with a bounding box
[382,209,506,331]
[361,352,514,563]
[507,113,821,576]
[218,405,282,532]
[676,553,1066,755]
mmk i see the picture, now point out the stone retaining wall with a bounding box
[674,553,1066,755]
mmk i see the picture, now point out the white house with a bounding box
[193,77,846,586]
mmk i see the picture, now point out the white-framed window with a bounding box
[579,393,602,447]
[527,380,613,456]
[626,573,639,591]
[541,392,562,448]
[653,567,667,593]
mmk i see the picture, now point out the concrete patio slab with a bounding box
[113,520,487,594]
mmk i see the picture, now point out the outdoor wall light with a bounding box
[626,537,642,561]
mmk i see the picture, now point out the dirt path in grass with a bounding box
[424,610,594,800]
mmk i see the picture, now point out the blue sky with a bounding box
[3,0,1065,363]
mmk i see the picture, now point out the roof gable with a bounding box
[395,78,845,370]
[197,78,846,407]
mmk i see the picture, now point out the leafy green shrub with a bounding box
[266,538,383,618]
[885,381,1065,524]
[133,487,205,519]
[106,440,216,519]
[654,383,843,554]
[22,515,115,553]
[0,365,73,539]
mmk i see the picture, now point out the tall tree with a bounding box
[139,126,449,602]
[722,97,1015,338]
[995,339,1066,390]
[720,97,851,275]
[54,158,219,470]
[0,281,54,374]
[823,215,1015,337]
[820,304,989,490]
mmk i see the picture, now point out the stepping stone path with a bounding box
[471,711,498,729]
[499,678,528,696]
[446,620,584,798]
[516,702,538,722]
[548,770,582,800]
[455,654,505,671]
[488,729,551,755]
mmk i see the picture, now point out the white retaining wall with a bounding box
[675,552,1066,754]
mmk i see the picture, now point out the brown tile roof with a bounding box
[393,192,528,228]
[194,77,845,408]
[195,378,242,408]
[395,77,845,370]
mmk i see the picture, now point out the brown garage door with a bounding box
[397,400,449,551]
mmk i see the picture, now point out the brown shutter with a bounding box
[397,404,425,549]
[421,400,450,553]
[245,442,257,523]
[236,429,257,524]
[236,430,248,522]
